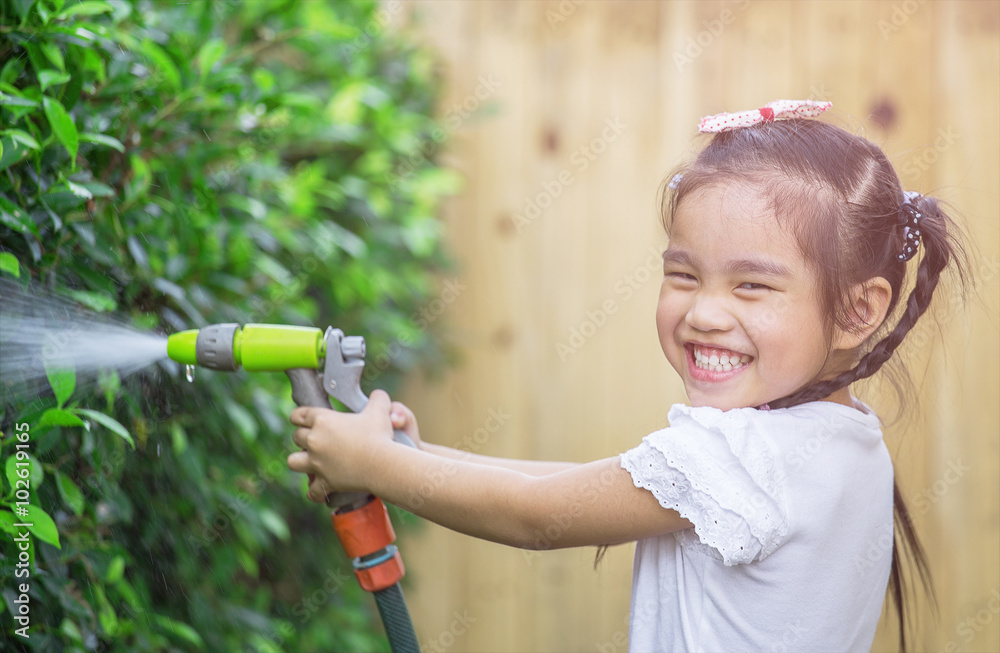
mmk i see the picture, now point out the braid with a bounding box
[769,194,953,410]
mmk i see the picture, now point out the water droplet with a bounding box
[185,364,195,383]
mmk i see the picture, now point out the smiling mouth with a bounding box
[688,344,753,373]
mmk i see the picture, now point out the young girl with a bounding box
[287,100,965,651]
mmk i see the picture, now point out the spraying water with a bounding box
[1,278,170,404]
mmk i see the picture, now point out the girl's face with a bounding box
[656,182,834,411]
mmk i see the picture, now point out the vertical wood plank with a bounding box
[924,3,1000,652]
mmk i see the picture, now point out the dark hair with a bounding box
[597,119,969,650]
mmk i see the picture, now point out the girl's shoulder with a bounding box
[623,400,888,565]
[666,399,883,442]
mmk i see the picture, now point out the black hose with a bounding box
[374,583,421,653]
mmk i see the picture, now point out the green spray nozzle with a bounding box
[167,323,327,371]
[167,322,373,415]
[167,323,418,640]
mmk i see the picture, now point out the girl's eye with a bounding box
[737,282,772,291]
[666,271,697,282]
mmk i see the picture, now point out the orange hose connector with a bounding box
[331,498,405,592]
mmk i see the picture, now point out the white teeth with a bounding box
[691,346,752,372]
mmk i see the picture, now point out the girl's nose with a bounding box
[685,293,736,333]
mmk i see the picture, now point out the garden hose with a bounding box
[168,323,421,653]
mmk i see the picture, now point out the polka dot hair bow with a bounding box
[698,99,833,133]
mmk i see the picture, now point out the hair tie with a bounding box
[897,191,923,263]
[698,99,832,133]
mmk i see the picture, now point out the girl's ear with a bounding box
[833,277,893,351]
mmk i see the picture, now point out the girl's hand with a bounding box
[389,400,423,450]
[287,389,396,502]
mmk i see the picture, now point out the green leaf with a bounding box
[58,0,113,19]
[79,132,125,152]
[9,0,37,21]
[28,455,43,487]
[40,182,87,213]
[5,455,28,491]
[1,129,41,150]
[23,504,60,549]
[65,179,93,200]
[0,510,16,536]
[38,69,71,92]
[0,137,31,172]
[60,618,84,645]
[80,181,115,198]
[65,289,116,312]
[125,153,150,201]
[254,254,293,286]
[56,471,85,516]
[79,44,106,81]
[223,399,258,442]
[75,409,135,449]
[115,578,141,613]
[39,42,66,72]
[325,80,365,125]
[139,39,181,91]
[259,508,290,541]
[252,68,275,93]
[276,91,321,111]
[238,548,258,577]
[0,252,20,277]
[155,615,205,648]
[105,555,125,583]
[45,364,75,408]
[170,422,188,455]
[0,195,36,234]
[0,92,40,108]
[100,609,121,638]
[196,38,226,79]
[38,408,87,429]
[43,96,79,161]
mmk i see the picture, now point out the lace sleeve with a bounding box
[619,405,788,566]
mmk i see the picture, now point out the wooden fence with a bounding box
[390,2,1000,650]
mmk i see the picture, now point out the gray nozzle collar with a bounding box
[196,323,240,371]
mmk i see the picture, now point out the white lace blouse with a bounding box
[619,400,893,652]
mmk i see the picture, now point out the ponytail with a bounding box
[890,478,936,651]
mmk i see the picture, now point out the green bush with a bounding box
[0,0,458,650]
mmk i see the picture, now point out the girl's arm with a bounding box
[368,449,690,549]
[289,391,692,549]
[389,399,580,476]
[419,442,579,476]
